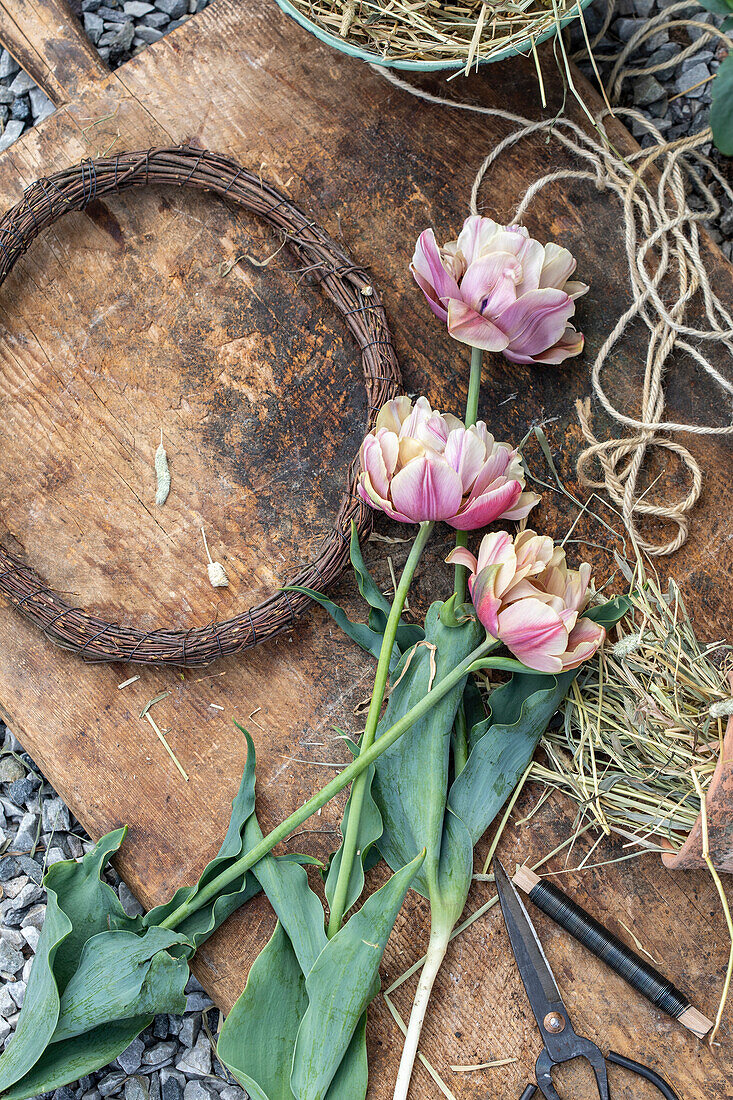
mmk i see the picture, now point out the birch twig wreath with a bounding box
[0,146,400,666]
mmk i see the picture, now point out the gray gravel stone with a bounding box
[633,74,666,106]
[8,776,36,806]
[182,1084,216,1100]
[98,6,133,20]
[218,1088,245,1100]
[98,1071,127,1097]
[8,71,37,96]
[0,757,25,784]
[0,51,19,79]
[5,981,25,1009]
[136,26,165,42]
[117,1038,145,1075]
[0,940,24,976]
[142,1041,178,1069]
[177,1016,198,1049]
[118,881,144,917]
[84,12,105,43]
[14,811,38,851]
[175,1035,211,1079]
[125,0,156,12]
[123,1079,147,1100]
[0,985,17,1019]
[676,62,713,98]
[160,1073,182,1100]
[20,901,46,930]
[42,797,70,834]
[155,0,187,16]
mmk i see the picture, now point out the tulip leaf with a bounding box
[51,927,189,1043]
[347,523,424,651]
[324,761,383,917]
[0,1019,151,1100]
[219,841,421,1100]
[450,597,632,844]
[0,829,138,1095]
[711,55,733,156]
[696,0,733,13]
[290,852,424,1100]
[218,920,308,1100]
[244,817,327,975]
[284,586,403,672]
[370,603,484,904]
[143,724,264,949]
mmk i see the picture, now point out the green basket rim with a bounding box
[273,0,592,71]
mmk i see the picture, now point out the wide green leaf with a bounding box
[370,603,484,902]
[0,829,137,1094]
[51,927,189,1042]
[324,762,383,918]
[218,921,307,1100]
[0,1019,151,1100]
[712,54,733,156]
[290,852,424,1100]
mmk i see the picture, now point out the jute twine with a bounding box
[376,22,733,555]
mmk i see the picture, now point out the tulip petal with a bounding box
[390,456,463,522]
[538,242,577,291]
[497,598,569,672]
[445,547,478,572]
[444,428,488,492]
[454,215,502,266]
[376,396,414,434]
[450,479,524,531]
[498,289,575,359]
[525,325,585,365]
[459,253,521,316]
[474,530,515,576]
[515,237,546,293]
[560,617,605,670]
[500,490,541,521]
[470,564,505,638]
[361,431,397,498]
[447,299,510,352]
[411,230,460,321]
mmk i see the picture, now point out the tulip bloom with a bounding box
[357,396,538,529]
[411,215,588,364]
[447,529,604,672]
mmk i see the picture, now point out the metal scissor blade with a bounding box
[494,861,567,1029]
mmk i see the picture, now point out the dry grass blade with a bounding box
[532,557,730,854]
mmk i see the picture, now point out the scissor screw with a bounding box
[544,1013,566,1034]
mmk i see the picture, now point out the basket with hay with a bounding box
[274,0,593,73]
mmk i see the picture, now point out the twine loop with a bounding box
[376,33,733,555]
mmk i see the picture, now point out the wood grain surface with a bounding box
[0,2,732,1097]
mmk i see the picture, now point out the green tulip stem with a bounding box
[160,634,497,934]
[453,345,483,606]
[326,520,433,938]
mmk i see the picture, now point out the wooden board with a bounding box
[0,2,732,1097]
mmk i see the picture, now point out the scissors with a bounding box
[493,861,681,1100]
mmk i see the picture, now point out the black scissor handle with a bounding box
[606,1050,681,1100]
[518,1051,681,1100]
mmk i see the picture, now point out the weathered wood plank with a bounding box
[0,0,108,104]
[0,2,731,1097]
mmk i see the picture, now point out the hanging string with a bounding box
[373,51,733,556]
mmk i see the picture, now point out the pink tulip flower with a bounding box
[447,529,605,672]
[357,396,539,529]
[411,215,588,364]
